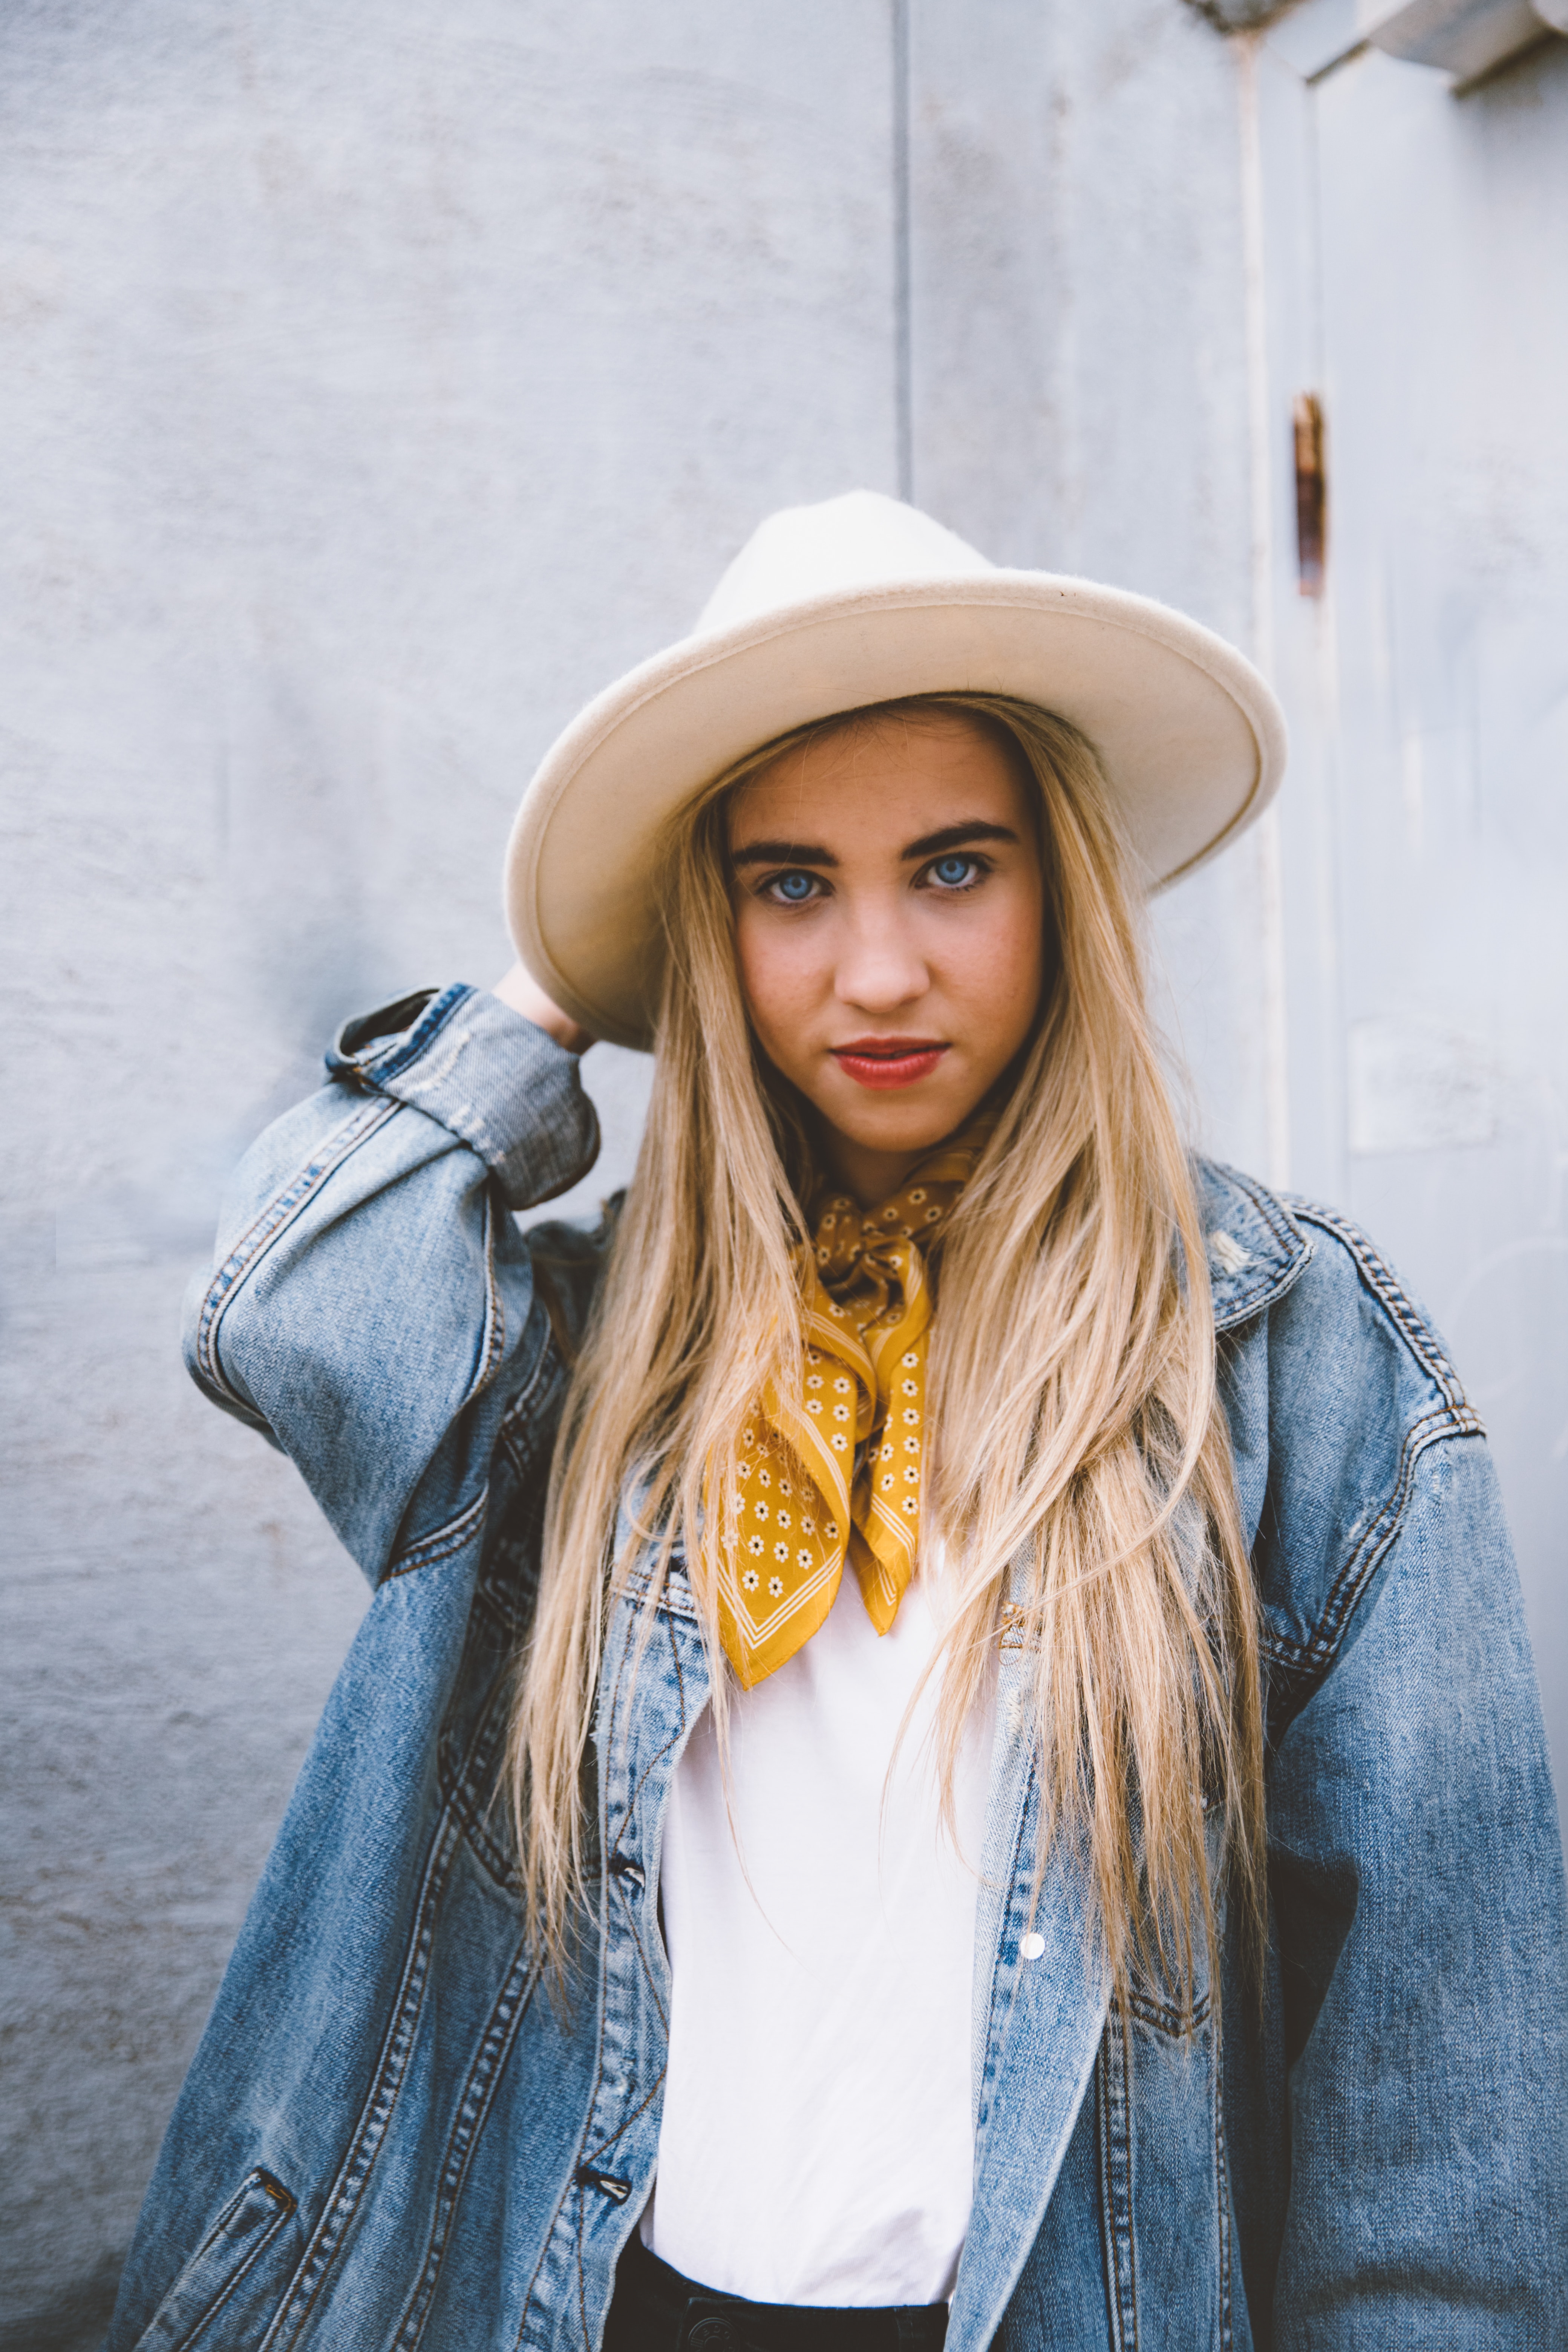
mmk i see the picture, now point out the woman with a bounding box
[109,495,1565,2351]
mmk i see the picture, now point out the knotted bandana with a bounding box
[712,1113,995,1687]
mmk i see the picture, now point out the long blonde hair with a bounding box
[508,692,1264,2019]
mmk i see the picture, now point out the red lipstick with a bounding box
[830,1036,949,1090]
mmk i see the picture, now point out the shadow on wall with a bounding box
[0,2250,123,2352]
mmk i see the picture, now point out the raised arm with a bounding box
[182,980,602,1582]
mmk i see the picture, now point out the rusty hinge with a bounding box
[1293,391,1327,598]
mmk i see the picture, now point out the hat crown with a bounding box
[509,490,1287,1050]
[694,489,995,637]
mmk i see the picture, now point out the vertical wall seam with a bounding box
[892,0,913,504]
[1236,29,1293,1191]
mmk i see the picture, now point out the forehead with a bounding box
[727,710,1029,839]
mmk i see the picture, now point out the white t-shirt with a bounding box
[644,1559,995,2307]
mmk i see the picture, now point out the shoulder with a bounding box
[1196,1158,1476,1437]
[1196,1161,1488,1721]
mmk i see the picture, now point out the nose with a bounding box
[832,898,930,1014]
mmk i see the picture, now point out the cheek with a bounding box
[1011,897,1049,1011]
[733,910,816,1052]
[957,887,1046,1034]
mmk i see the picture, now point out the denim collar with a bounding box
[1197,1159,1314,1332]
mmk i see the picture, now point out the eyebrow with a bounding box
[729,819,1020,870]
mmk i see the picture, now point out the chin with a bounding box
[828,1091,971,1150]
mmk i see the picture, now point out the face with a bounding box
[727,710,1048,1205]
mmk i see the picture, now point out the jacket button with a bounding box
[608,1852,645,1890]
[574,2165,631,2203]
[1020,1932,1046,1960]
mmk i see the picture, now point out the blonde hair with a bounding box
[508,693,1264,2021]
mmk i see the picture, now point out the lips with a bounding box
[829,1037,949,1090]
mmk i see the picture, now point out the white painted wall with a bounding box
[902,0,1293,1192]
[2,2,1561,2341]
[1248,2,1568,1781]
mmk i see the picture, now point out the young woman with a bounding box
[109,494,1565,2352]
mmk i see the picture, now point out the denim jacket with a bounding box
[108,983,1567,2352]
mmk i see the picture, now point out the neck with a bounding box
[809,1116,928,1208]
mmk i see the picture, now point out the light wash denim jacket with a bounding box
[109,983,1566,2352]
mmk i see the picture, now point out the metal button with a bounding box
[683,2315,740,2350]
[574,2164,631,2203]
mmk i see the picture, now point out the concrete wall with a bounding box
[905,0,1286,1185]
[1,6,900,2337]
[3,1,1562,2342]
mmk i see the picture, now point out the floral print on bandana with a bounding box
[711,1111,996,1686]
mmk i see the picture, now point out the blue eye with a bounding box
[771,871,817,903]
[930,854,977,888]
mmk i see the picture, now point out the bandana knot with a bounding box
[711,1115,994,1686]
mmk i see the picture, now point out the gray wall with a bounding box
[2,5,899,2336]
[1248,0,1568,1773]
[3,2,1562,2341]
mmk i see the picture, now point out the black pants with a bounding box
[604,2231,950,2351]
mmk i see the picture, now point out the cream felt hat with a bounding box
[505,490,1286,1051]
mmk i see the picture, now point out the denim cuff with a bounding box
[326,983,601,1210]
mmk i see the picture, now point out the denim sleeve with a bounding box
[182,983,602,1581]
[1268,1434,1568,2346]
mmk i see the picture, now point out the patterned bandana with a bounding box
[711,1113,995,1688]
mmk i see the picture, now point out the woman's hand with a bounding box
[492,962,597,1056]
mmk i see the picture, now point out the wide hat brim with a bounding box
[505,571,1286,1052]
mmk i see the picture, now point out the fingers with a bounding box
[492,962,596,1056]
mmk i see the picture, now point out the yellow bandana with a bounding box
[712,1115,995,1687]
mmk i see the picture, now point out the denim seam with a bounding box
[1095,2047,1119,2350]
[973,1736,1039,2146]
[1261,1409,1484,1697]
[1211,1257,1310,1334]
[411,1300,560,1630]
[1125,1980,1213,2037]
[469,1187,507,1404]
[1216,1163,1299,1258]
[608,1862,666,2030]
[581,2066,669,2168]
[1096,2006,1139,2350]
[1207,1164,1314,1334]
[603,1681,689,2043]
[664,1581,691,1721]
[1215,2071,1233,2352]
[385,1488,490,1581]
[353,983,475,1087]
[438,1662,521,1893]
[159,2169,296,2352]
[626,1572,701,1628]
[622,1541,701,1623]
[576,2174,591,2352]
[193,1097,397,1410]
[571,2198,591,2352]
[599,1607,693,2043]
[514,1597,641,2350]
[259,1813,463,2352]
[1285,1199,1472,1411]
[494,1318,567,1475]
[472,1559,533,1648]
[388,1930,541,2352]
[571,1580,635,2352]
[615,1798,676,2031]
[568,1597,672,2342]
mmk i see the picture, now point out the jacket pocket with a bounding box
[133,2170,296,2351]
